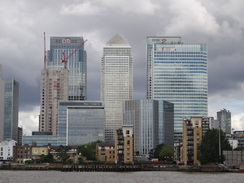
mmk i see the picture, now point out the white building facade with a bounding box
[101,34,133,142]
[0,140,16,162]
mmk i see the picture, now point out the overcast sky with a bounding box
[0,0,244,135]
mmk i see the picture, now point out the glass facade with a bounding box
[47,37,87,100]
[58,101,105,146]
[3,79,19,141]
[217,109,231,133]
[23,135,59,146]
[147,37,208,142]
[123,99,174,155]
[0,65,4,142]
[101,34,133,142]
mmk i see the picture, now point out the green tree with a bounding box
[198,129,232,164]
[77,140,102,160]
[56,145,71,162]
[154,144,174,161]
[43,153,54,163]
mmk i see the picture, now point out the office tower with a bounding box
[3,79,19,141]
[115,125,133,164]
[182,117,203,165]
[123,99,174,155]
[17,127,23,145]
[217,108,231,133]
[0,65,4,142]
[147,36,208,142]
[47,36,87,100]
[39,69,69,135]
[58,101,105,146]
[101,34,133,142]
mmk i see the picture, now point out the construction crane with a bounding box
[61,39,88,69]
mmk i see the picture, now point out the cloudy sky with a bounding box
[0,0,244,135]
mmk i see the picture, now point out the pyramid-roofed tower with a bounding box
[101,34,133,142]
[106,34,129,46]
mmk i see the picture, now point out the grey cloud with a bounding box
[0,0,244,123]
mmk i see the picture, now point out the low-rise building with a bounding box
[96,143,115,162]
[13,144,32,163]
[115,125,133,164]
[32,146,50,160]
[223,150,244,168]
[0,140,17,162]
[50,147,79,163]
[233,131,244,148]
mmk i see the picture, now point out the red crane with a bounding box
[61,39,88,69]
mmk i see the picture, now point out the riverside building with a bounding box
[101,34,133,142]
[146,36,208,142]
[182,117,203,165]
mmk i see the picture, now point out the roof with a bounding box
[106,34,129,45]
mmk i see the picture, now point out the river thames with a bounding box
[0,171,243,183]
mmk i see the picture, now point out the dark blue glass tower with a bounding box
[47,37,87,100]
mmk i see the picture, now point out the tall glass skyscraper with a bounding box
[3,78,19,141]
[0,65,4,142]
[147,36,208,142]
[47,36,87,100]
[101,34,133,142]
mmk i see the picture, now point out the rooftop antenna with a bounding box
[44,32,47,70]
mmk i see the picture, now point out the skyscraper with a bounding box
[147,36,208,142]
[39,69,69,135]
[57,101,105,146]
[47,36,87,100]
[123,99,174,155]
[3,78,19,141]
[217,108,231,133]
[0,65,4,142]
[101,34,133,142]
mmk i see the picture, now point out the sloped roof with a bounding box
[106,34,129,45]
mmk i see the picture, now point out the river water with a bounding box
[0,171,243,183]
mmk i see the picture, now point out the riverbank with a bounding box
[1,163,242,172]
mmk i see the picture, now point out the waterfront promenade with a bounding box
[0,163,234,172]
